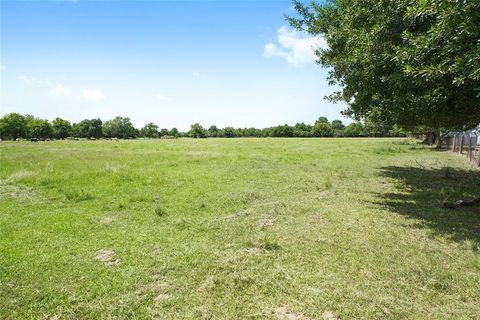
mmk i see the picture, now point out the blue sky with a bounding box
[0,0,349,130]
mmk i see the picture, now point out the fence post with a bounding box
[469,137,473,161]
[477,146,480,167]
[459,135,464,154]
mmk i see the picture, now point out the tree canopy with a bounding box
[102,117,136,139]
[288,0,480,139]
[52,118,72,139]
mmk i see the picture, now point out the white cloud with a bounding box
[83,88,105,102]
[191,71,202,77]
[50,84,71,97]
[19,75,52,86]
[156,94,172,102]
[264,26,326,66]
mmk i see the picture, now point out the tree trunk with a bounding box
[434,128,442,149]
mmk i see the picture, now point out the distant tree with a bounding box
[293,122,312,137]
[207,125,219,137]
[331,120,346,137]
[26,118,53,139]
[140,122,159,138]
[103,117,135,139]
[245,127,261,137]
[0,113,27,140]
[216,129,226,138]
[344,122,367,137]
[235,128,245,137]
[159,128,169,137]
[269,125,293,137]
[169,128,179,137]
[391,124,407,137]
[261,127,271,137]
[52,117,72,139]
[189,123,207,138]
[331,120,345,131]
[315,117,329,125]
[312,122,333,137]
[73,118,103,138]
[88,118,103,139]
[223,127,236,138]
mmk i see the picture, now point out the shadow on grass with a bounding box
[376,166,480,247]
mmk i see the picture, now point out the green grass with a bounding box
[1,138,479,319]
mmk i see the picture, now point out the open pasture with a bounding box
[1,138,479,319]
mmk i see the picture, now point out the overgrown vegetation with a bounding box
[1,138,479,318]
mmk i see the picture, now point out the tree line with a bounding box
[0,112,407,140]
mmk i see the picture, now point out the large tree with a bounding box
[288,0,480,146]
[0,113,27,140]
[139,122,159,138]
[52,117,72,139]
[189,123,207,138]
[73,118,103,138]
[26,118,53,139]
[103,117,136,139]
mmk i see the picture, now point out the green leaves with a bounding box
[289,0,480,131]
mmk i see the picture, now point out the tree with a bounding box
[0,113,27,140]
[52,117,72,139]
[293,122,312,137]
[207,125,219,137]
[312,122,333,137]
[169,128,179,137]
[26,117,53,138]
[189,123,207,138]
[223,127,236,138]
[315,117,329,125]
[140,122,159,138]
[331,120,345,131]
[269,125,293,137]
[87,118,103,139]
[159,128,169,137]
[73,118,103,138]
[245,127,261,137]
[103,117,135,139]
[344,122,367,137]
[288,0,480,147]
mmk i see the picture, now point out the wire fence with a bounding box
[445,126,480,167]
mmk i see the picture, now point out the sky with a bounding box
[0,0,349,131]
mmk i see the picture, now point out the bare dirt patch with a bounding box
[322,311,338,320]
[7,170,36,182]
[94,249,121,265]
[99,216,114,224]
[0,183,38,202]
[154,293,170,303]
[259,216,274,229]
[274,306,308,320]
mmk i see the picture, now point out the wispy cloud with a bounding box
[0,64,5,71]
[156,94,172,102]
[19,74,107,102]
[19,75,52,86]
[83,88,105,102]
[50,84,71,97]
[191,71,202,77]
[264,26,326,66]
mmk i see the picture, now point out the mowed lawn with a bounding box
[1,138,479,319]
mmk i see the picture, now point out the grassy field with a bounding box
[1,138,479,319]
